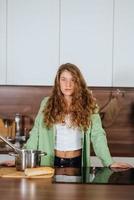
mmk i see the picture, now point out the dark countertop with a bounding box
[53,167,134,185]
[0,167,134,200]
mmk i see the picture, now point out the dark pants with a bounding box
[54,156,81,168]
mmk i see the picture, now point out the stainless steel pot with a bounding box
[0,135,47,171]
[10,150,46,171]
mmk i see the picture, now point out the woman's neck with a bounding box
[64,96,72,108]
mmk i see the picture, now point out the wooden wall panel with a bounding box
[0,85,134,157]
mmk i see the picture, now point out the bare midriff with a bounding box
[55,149,82,158]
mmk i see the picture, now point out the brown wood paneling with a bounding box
[0,85,134,156]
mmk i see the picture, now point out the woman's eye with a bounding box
[71,79,75,82]
[61,78,66,81]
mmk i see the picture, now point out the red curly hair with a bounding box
[44,63,97,132]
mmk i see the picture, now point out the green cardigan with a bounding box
[25,97,114,167]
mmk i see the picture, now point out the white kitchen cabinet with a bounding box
[0,0,6,84]
[6,0,59,85]
[113,0,134,87]
[60,0,113,86]
[1,0,134,87]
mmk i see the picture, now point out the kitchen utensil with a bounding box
[0,135,21,153]
[9,150,47,171]
[0,135,47,171]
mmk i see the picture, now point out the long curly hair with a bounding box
[44,63,97,132]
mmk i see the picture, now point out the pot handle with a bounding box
[39,152,47,156]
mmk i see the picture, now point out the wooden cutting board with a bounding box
[0,167,54,178]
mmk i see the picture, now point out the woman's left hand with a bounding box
[110,162,133,172]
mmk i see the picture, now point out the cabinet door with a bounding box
[7,0,59,85]
[113,0,134,87]
[60,0,113,86]
[0,0,6,84]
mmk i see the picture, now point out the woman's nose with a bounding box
[66,81,71,87]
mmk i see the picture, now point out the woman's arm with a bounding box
[24,97,49,150]
[90,113,133,168]
[91,113,114,166]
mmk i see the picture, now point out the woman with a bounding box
[25,63,132,169]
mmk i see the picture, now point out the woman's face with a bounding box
[59,70,75,98]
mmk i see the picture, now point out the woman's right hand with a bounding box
[110,162,133,172]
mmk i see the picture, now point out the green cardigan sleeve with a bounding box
[25,97,49,150]
[90,113,114,167]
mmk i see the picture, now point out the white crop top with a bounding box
[55,123,82,151]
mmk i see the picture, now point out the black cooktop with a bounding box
[53,167,134,184]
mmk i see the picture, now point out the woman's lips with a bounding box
[65,89,72,91]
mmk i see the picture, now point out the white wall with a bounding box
[60,0,113,86]
[0,0,134,86]
[113,0,134,87]
[0,0,6,84]
[6,0,59,85]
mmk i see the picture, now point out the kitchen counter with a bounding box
[0,167,134,200]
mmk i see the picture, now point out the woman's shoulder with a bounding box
[41,96,50,102]
[92,103,100,114]
[40,96,50,107]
